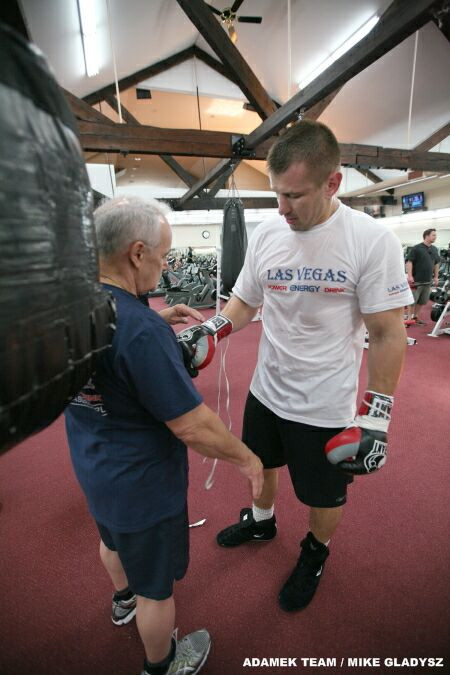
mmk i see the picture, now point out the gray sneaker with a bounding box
[166,629,211,674]
[111,593,137,625]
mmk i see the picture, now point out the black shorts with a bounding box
[242,392,353,508]
[96,506,189,600]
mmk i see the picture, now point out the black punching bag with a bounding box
[221,197,248,296]
[0,23,115,454]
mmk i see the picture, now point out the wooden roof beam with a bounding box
[178,86,340,204]
[356,168,383,183]
[413,120,450,151]
[169,195,396,211]
[175,0,277,119]
[103,94,140,125]
[83,46,196,106]
[76,121,450,171]
[233,0,443,153]
[98,96,207,195]
[207,162,240,197]
[63,89,112,124]
[159,155,206,196]
[170,196,276,210]
[191,45,240,86]
[176,159,236,205]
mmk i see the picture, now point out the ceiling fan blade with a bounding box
[231,0,246,12]
[237,16,263,23]
[206,3,222,16]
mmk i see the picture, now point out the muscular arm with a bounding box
[221,295,260,332]
[166,403,263,498]
[362,307,407,395]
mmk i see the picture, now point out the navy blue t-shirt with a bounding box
[65,285,202,532]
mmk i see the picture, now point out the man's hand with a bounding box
[238,453,264,500]
[159,304,204,326]
[324,391,393,475]
[165,402,263,499]
[176,315,233,377]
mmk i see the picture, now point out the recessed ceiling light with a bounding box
[134,157,141,161]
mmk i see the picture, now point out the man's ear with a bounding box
[325,170,342,197]
[129,240,146,268]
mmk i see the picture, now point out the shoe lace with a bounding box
[169,639,198,671]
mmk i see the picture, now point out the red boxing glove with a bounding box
[324,391,393,475]
[177,315,233,377]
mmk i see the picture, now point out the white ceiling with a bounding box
[19,0,450,196]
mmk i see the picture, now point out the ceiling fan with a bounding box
[207,1,263,43]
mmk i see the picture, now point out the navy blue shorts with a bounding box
[96,505,189,600]
[243,392,353,508]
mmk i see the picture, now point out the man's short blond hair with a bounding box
[267,119,341,185]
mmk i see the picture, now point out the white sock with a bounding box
[252,504,274,522]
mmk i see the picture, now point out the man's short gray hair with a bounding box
[94,196,171,258]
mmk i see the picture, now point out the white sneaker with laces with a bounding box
[111,593,137,625]
[166,629,211,675]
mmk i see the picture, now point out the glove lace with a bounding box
[363,391,393,422]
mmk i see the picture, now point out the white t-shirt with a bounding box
[232,201,413,427]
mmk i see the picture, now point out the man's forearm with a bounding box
[221,295,259,332]
[367,327,407,395]
[167,403,263,499]
[364,309,407,395]
[167,403,251,466]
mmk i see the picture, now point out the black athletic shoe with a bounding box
[216,508,277,547]
[278,532,329,612]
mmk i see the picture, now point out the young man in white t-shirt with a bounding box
[177,120,413,613]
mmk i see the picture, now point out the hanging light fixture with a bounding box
[225,18,238,43]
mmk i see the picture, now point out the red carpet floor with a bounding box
[0,299,449,674]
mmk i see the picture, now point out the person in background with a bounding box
[65,196,263,675]
[405,228,440,325]
[177,120,413,614]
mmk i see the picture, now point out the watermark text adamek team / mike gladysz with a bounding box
[242,656,445,668]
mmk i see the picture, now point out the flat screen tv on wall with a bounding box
[402,191,425,212]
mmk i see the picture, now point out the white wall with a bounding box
[384,208,450,249]
[116,180,450,251]
[86,164,116,198]
[171,223,222,249]
[169,208,278,250]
